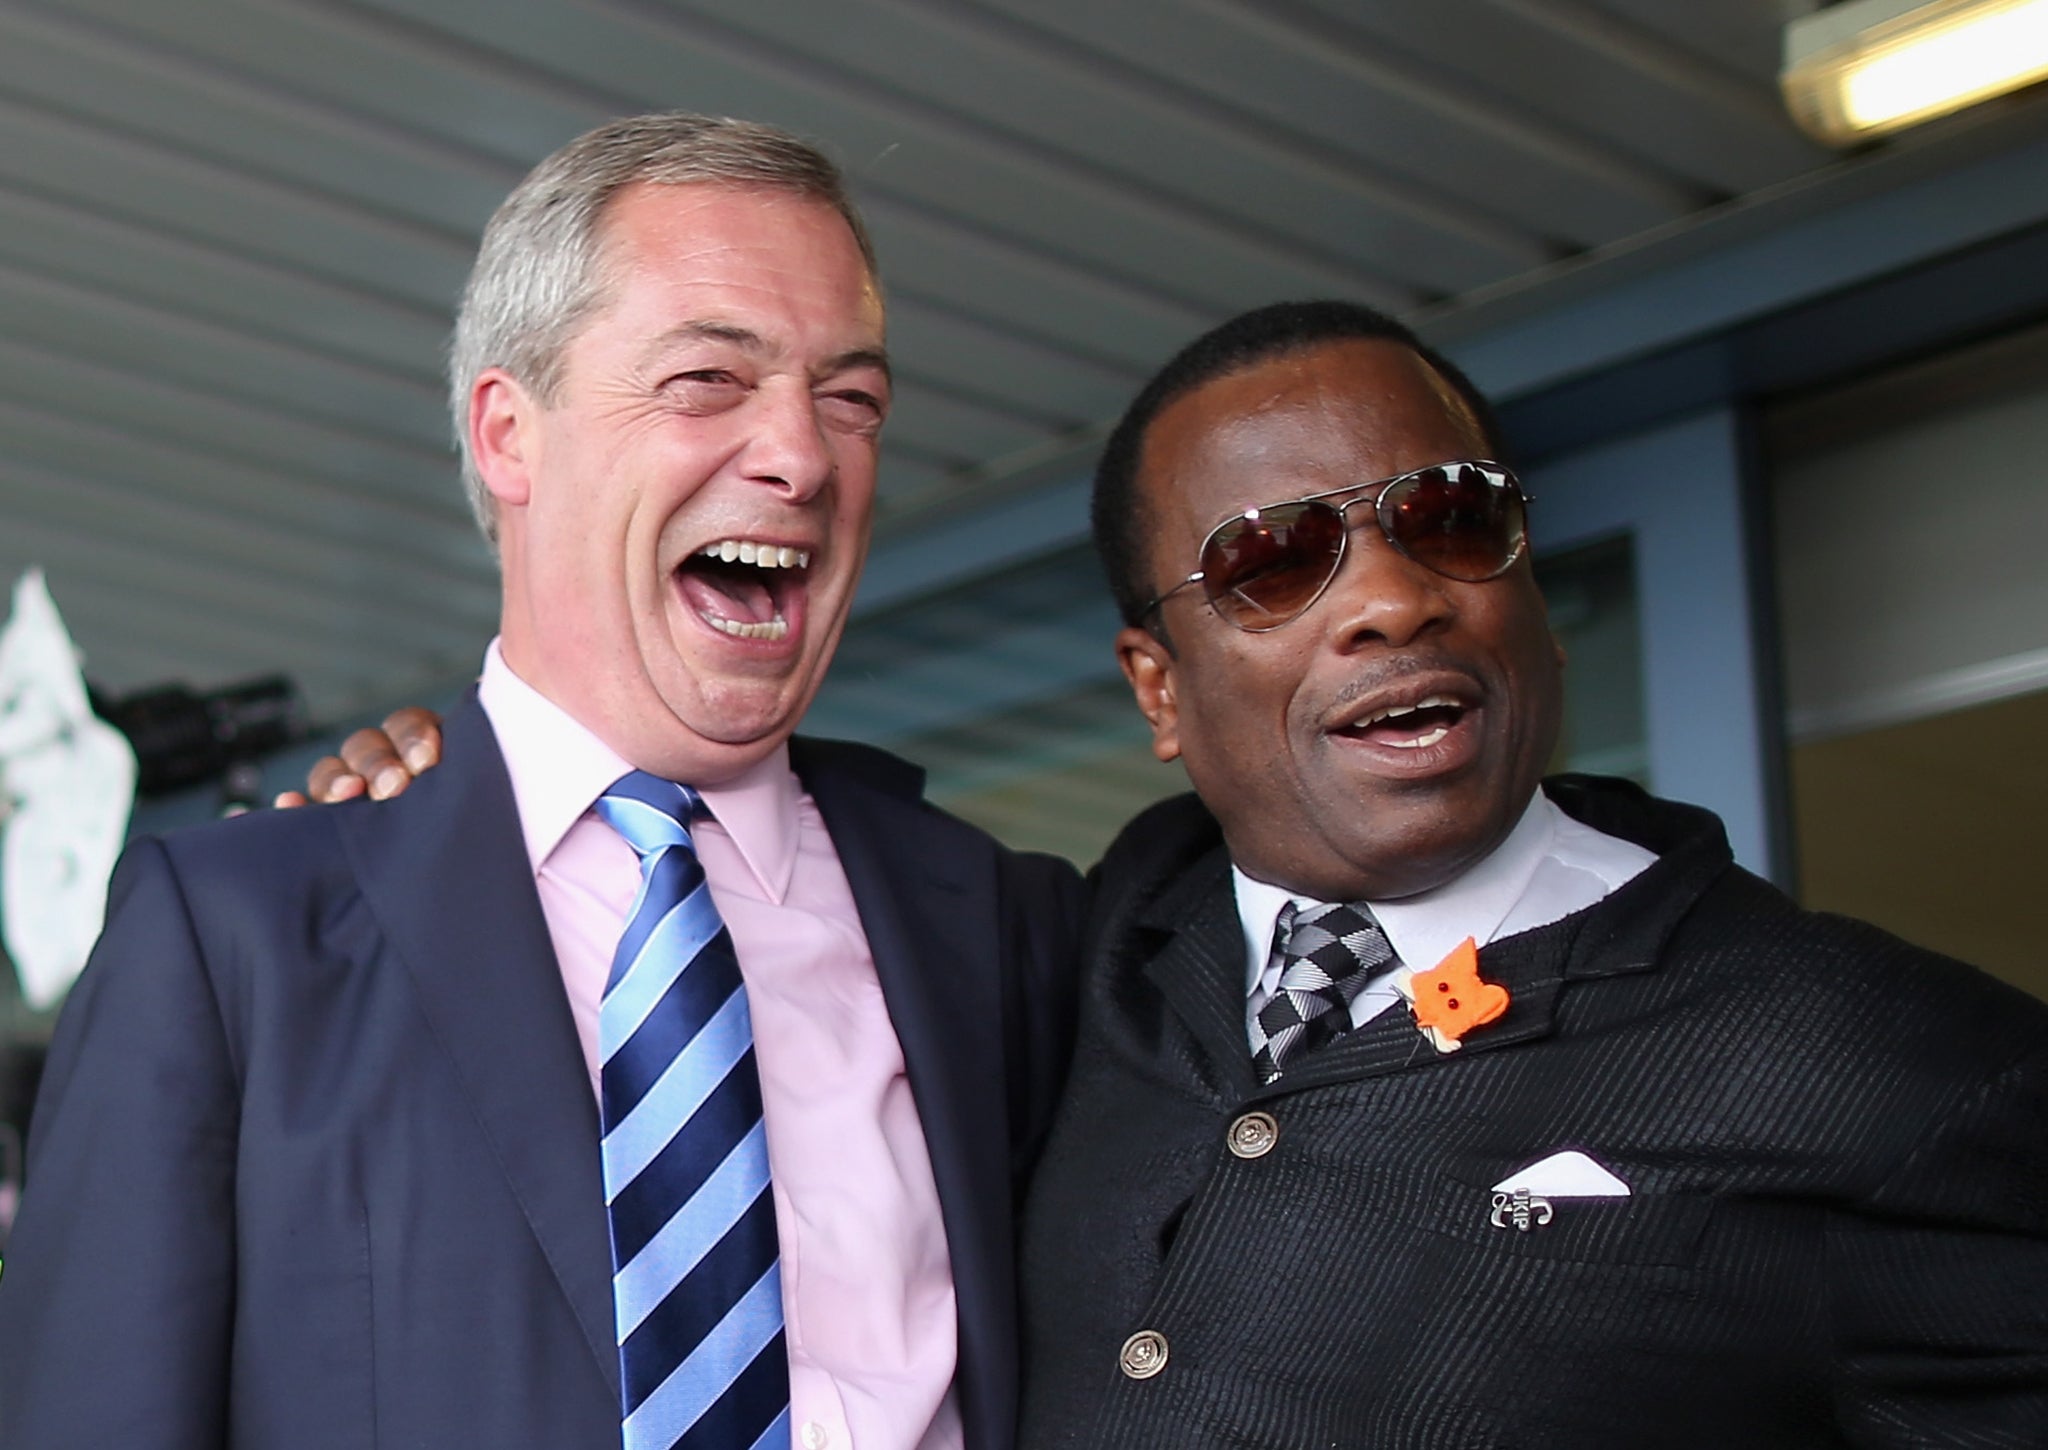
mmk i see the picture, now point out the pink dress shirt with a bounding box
[478,643,962,1450]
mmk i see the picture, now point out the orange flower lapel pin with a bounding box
[1396,937,1509,1053]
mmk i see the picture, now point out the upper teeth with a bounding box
[699,540,810,569]
[1361,694,1458,728]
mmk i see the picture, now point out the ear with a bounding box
[1116,625,1182,764]
[469,368,539,509]
[1552,631,1568,671]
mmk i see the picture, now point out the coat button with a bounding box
[1119,1328,1169,1379]
[1227,1110,1278,1158]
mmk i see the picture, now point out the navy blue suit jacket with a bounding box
[0,698,1083,1449]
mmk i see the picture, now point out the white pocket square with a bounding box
[1491,1149,1631,1198]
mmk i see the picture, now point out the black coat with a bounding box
[1019,776,2048,1448]
[0,697,1085,1450]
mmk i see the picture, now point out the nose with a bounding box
[739,379,836,502]
[1316,515,1455,651]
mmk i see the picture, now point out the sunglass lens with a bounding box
[1201,501,1346,628]
[1382,465,1525,581]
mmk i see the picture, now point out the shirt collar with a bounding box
[475,640,801,903]
[1232,788,1555,989]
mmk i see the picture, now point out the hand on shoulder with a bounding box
[273,706,443,808]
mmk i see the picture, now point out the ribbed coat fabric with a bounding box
[1019,776,2048,1448]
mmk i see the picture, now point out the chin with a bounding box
[686,676,815,741]
[1317,810,1507,901]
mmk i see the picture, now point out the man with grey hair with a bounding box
[0,113,1083,1450]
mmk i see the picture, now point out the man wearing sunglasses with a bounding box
[1016,300,2048,1446]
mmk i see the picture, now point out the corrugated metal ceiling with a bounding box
[0,0,1843,727]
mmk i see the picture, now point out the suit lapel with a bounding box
[336,697,619,1397]
[1134,850,1581,1098]
[1137,850,1265,1100]
[1258,938,1572,1095]
[794,742,1010,1450]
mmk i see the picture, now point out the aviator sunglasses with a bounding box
[1142,460,1530,633]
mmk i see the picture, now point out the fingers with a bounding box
[305,753,372,804]
[272,790,308,810]
[294,705,446,805]
[381,707,444,774]
[335,726,413,801]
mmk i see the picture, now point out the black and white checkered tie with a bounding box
[1251,901,1396,1082]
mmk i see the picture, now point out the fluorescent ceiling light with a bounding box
[1783,0,2048,144]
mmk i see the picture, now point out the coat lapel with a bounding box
[792,739,1011,1450]
[1258,925,1576,1096]
[1136,849,1266,1101]
[336,696,619,1398]
[1131,845,1583,1099]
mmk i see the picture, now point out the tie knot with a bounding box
[594,770,704,858]
[1252,900,1397,1082]
[1277,900,1394,993]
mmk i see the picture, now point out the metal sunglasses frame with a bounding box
[1141,459,1531,633]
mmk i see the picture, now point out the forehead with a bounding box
[1140,338,1485,530]
[586,180,885,348]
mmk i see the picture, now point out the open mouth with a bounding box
[1335,694,1469,750]
[675,539,812,642]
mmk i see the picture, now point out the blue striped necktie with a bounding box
[594,771,789,1450]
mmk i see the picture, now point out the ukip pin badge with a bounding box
[1490,1186,1554,1233]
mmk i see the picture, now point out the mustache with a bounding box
[1324,654,1485,711]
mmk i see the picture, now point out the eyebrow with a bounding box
[823,345,892,383]
[644,321,891,382]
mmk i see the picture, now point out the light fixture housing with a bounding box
[1783,0,2048,145]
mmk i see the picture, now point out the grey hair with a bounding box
[449,112,878,543]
